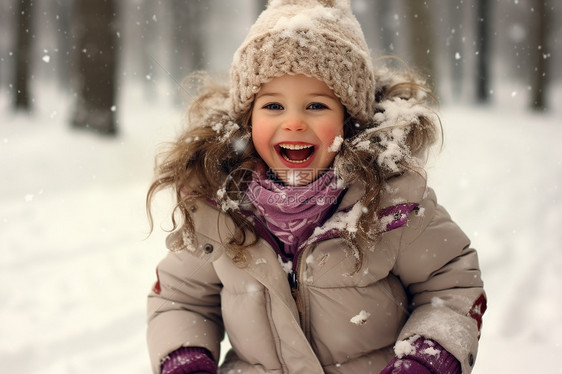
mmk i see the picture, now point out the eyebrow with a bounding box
[309,93,339,100]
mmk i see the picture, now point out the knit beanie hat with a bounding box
[230,0,375,125]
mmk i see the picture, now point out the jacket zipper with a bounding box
[290,246,310,339]
[249,210,340,339]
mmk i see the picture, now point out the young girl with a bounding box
[146,1,486,373]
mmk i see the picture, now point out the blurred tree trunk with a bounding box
[529,0,550,111]
[71,0,119,135]
[142,0,157,99]
[171,0,204,79]
[54,0,73,92]
[406,0,437,92]
[170,0,205,103]
[376,0,394,54]
[448,1,464,101]
[475,0,491,103]
[13,0,34,111]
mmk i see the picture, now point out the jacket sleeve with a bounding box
[392,188,486,374]
[147,238,224,374]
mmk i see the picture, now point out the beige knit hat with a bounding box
[229,0,375,125]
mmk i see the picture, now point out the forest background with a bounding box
[2,0,559,128]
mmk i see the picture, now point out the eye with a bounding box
[308,102,328,110]
[263,103,284,110]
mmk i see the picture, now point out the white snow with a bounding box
[350,310,371,325]
[422,346,440,356]
[1,80,562,373]
[310,201,364,240]
[277,255,292,275]
[211,120,240,143]
[328,135,343,153]
[431,296,445,307]
[394,335,419,358]
[216,185,240,212]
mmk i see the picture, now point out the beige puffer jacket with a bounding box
[147,172,486,374]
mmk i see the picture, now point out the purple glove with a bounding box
[161,347,217,374]
[380,357,432,374]
[379,336,461,374]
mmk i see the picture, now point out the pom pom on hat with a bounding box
[229,0,375,125]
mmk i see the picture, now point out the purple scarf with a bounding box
[245,169,344,256]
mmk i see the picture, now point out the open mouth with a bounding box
[278,143,315,164]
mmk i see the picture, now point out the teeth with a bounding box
[281,154,311,163]
[279,144,313,150]
[278,143,314,163]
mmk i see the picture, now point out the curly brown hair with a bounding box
[146,66,440,268]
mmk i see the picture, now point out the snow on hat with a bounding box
[230,0,375,125]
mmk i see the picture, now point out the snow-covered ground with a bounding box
[1,81,561,373]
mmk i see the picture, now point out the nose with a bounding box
[282,112,307,132]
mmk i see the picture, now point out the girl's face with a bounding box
[251,74,345,186]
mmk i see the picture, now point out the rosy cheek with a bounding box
[251,120,270,155]
[317,123,344,143]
